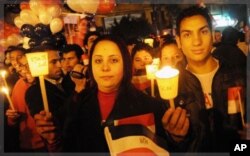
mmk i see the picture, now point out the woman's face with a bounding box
[77,19,88,34]
[133,50,153,71]
[92,40,124,93]
[161,44,183,67]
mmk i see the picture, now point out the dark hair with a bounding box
[131,42,154,60]
[239,32,245,42]
[5,44,26,55]
[29,45,59,53]
[222,26,239,45]
[88,35,132,91]
[60,44,83,59]
[159,36,178,59]
[83,31,100,46]
[214,30,221,33]
[176,5,213,36]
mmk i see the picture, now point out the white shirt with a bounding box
[188,60,219,109]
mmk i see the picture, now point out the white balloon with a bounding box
[80,0,99,14]
[67,0,84,13]
[0,39,8,48]
[23,37,31,49]
[39,11,53,25]
[50,18,64,34]
[14,16,24,29]
[29,0,45,15]
[20,9,39,26]
[47,5,62,18]
[7,34,23,46]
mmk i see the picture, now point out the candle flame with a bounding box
[0,70,7,78]
[155,66,179,78]
[1,87,9,95]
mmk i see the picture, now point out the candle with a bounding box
[26,52,50,113]
[155,66,179,108]
[1,87,15,110]
[145,64,158,80]
[0,70,8,87]
[145,64,158,97]
[152,58,160,66]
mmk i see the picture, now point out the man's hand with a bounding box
[70,64,87,93]
[162,107,190,142]
[238,123,250,140]
[6,109,20,125]
[34,111,59,144]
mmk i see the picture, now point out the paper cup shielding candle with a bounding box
[155,66,179,100]
[146,64,158,79]
[26,52,49,76]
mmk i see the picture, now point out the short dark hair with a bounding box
[29,45,59,53]
[239,32,245,42]
[83,31,100,46]
[176,5,213,36]
[159,36,178,59]
[131,42,154,60]
[5,44,26,55]
[222,26,239,45]
[60,44,83,59]
[88,35,132,91]
[215,30,221,33]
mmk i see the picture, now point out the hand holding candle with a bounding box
[155,66,179,108]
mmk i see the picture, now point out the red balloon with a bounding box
[20,1,30,10]
[40,0,61,6]
[3,22,20,38]
[97,0,116,14]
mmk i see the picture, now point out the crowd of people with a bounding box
[1,5,249,154]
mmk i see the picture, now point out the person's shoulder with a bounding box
[26,82,41,98]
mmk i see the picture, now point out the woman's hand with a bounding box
[162,107,190,142]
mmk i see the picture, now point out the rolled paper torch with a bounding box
[146,64,158,97]
[26,52,49,113]
[155,66,179,108]
[1,87,15,110]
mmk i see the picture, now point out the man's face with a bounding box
[214,32,222,43]
[9,50,24,72]
[176,15,213,64]
[61,51,80,73]
[45,50,62,80]
[18,56,35,84]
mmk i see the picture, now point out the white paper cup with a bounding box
[155,66,179,100]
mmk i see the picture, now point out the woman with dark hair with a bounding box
[33,35,190,153]
[131,42,155,96]
[159,37,186,69]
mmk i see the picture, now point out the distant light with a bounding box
[213,15,238,27]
